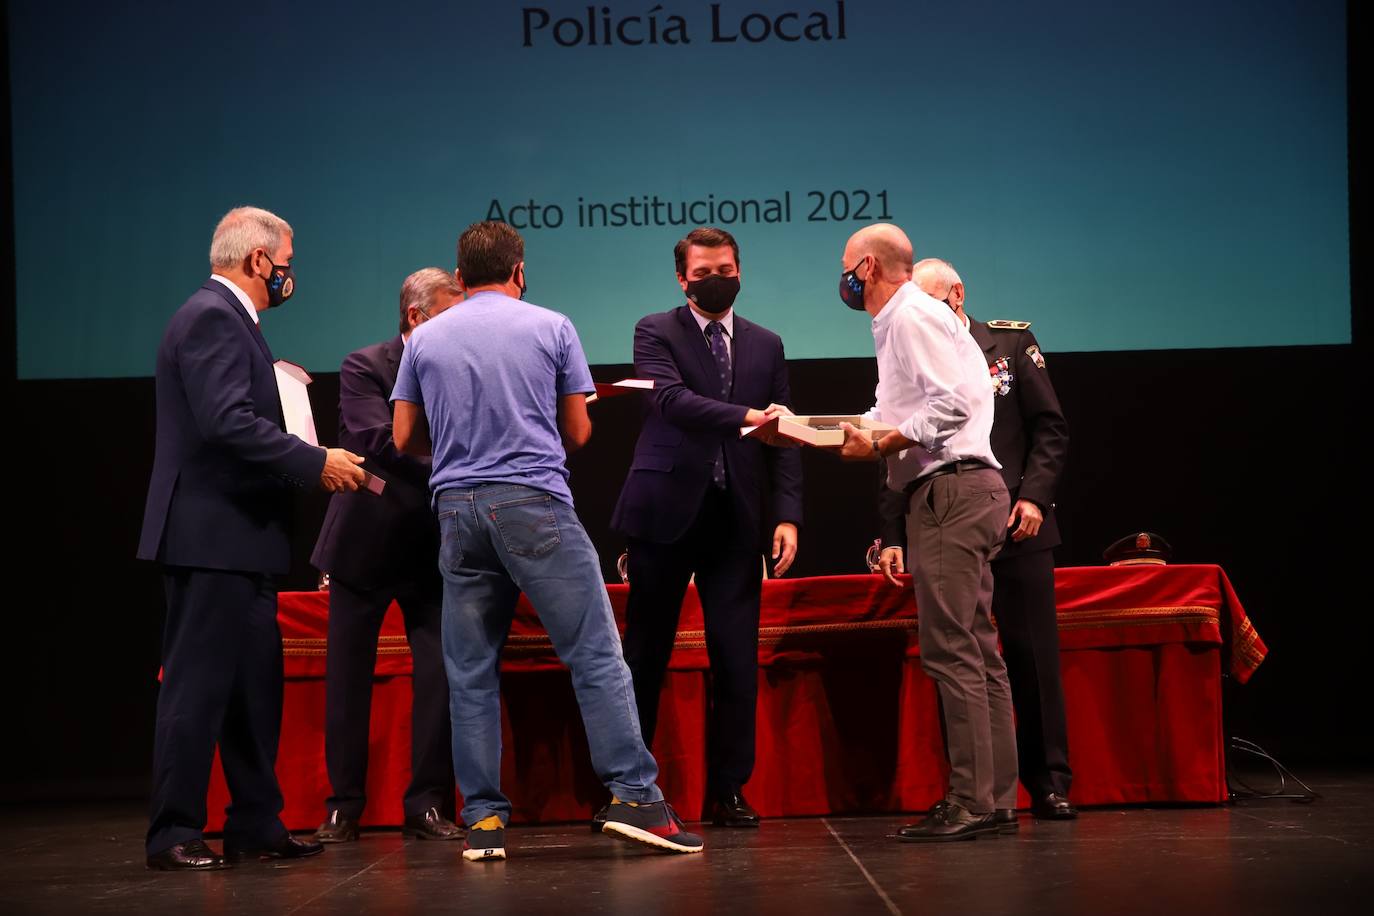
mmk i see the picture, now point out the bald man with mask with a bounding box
[835,224,1017,842]
[899,258,1075,821]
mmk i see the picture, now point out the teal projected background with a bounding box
[8,0,1349,379]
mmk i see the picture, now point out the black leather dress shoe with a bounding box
[932,799,1017,832]
[1032,793,1078,820]
[710,793,760,828]
[314,810,359,844]
[224,834,325,863]
[897,801,997,842]
[590,802,610,833]
[146,839,230,871]
[402,807,464,840]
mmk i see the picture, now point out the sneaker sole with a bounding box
[462,846,506,862]
[601,821,704,854]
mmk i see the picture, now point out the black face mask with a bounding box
[685,274,740,314]
[261,254,295,308]
[839,258,868,312]
[516,265,527,300]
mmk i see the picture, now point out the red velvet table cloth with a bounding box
[206,564,1264,829]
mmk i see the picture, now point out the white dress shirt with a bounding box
[867,281,999,490]
[210,274,260,325]
[689,304,734,362]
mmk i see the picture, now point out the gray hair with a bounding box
[209,206,293,269]
[912,257,962,294]
[398,267,464,333]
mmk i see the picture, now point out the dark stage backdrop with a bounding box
[3,344,1370,802]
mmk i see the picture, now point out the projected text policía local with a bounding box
[522,2,848,47]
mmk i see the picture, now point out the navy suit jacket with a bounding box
[137,280,325,574]
[611,305,803,550]
[311,336,438,590]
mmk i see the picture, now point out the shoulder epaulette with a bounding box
[986,319,1031,330]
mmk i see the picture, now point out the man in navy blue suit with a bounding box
[138,206,367,870]
[609,227,804,828]
[310,268,464,843]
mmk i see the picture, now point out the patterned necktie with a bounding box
[706,321,731,488]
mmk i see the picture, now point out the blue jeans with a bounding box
[436,485,662,827]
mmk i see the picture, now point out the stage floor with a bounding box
[3,772,1371,916]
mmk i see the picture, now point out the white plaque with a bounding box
[273,359,319,447]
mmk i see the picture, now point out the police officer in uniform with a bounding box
[878,258,1076,820]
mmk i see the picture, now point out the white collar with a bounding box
[689,305,734,338]
[870,281,915,333]
[210,274,260,325]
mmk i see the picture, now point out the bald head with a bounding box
[840,223,915,315]
[846,224,914,279]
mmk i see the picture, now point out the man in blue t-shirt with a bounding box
[392,221,702,861]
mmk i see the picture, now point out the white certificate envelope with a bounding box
[273,359,319,447]
[740,414,896,448]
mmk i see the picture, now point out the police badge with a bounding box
[989,356,1012,396]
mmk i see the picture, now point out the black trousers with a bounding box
[323,576,454,820]
[623,488,762,800]
[147,567,287,855]
[991,547,1073,798]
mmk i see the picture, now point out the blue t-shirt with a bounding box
[390,291,595,505]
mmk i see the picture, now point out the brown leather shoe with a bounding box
[146,839,230,871]
[994,808,1019,833]
[402,807,464,840]
[314,810,359,843]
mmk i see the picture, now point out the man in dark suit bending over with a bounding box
[609,227,804,828]
[138,206,367,870]
[311,268,465,843]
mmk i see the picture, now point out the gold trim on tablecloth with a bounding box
[281,606,1223,657]
[1056,605,1219,630]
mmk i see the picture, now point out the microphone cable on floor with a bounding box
[1226,736,1320,803]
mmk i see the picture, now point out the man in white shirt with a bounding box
[836,224,1017,842]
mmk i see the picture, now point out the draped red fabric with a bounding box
[206,565,1262,829]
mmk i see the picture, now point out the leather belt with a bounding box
[904,459,994,495]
